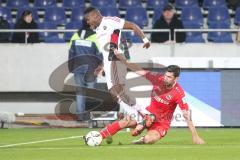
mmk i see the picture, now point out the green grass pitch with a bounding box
[0,128,239,160]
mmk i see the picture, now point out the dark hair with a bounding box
[84,7,97,15]
[81,18,91,29]
[21,10,32,19]
[77,18,95,39]
[163,4,174,11]
[166,65,181,77]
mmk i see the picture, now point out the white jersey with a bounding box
[96,17,127,89]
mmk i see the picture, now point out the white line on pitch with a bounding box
[2,145,240,150]
[0,135,84,148]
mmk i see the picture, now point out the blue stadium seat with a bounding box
[65,21,82,29]
[64,22,82,41]
[38,22,57,40]
[71,7,84,23]
[99,7,120,17]
[208,23,233,43]
[203,0,226,9]
[0,7,12,23]
[62,0,84,9]
[119,0,142,9]
[235,7,240,25]
[175,0,199,9]
[208,7,230,26]
[8,22,14,29]
[152,7,163,25]
[125,7,148,28]
[184,24,205,43]
[91,0,116,8]
[181,7,203,28]
[44,7,66,25]
[124,31,142,43]
[185,32,205,43]
[34,0,56,9]
[17,8,39,23]
[38,22,64,43]
[146,0,168,9]
[6,0,29,8]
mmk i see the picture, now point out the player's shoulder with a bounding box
[147,71,163,78]
[103,16,122,23]
[174,83,185,96]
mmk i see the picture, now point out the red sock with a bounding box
[100,121,121,139]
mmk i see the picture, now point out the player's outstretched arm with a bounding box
[113,49,148,76]
[182,110,205,145]
[123,21,150,49]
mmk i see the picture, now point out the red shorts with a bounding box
[147,122,169,138]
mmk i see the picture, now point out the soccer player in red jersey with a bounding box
[97,50,205,145]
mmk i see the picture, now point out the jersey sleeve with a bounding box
[176,92,189,111]
[107,17,125,29]
[145,71,163,85]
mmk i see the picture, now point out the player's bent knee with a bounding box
[143,135,158,144]
[119,120,128,128]
[143,131,161,144]
[119,116,136,128]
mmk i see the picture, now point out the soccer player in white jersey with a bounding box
[84,7,153,130]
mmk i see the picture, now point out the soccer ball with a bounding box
[85,131,102,147]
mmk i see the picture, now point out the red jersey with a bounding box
[145,71,189,130]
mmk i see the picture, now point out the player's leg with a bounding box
[109,57,156,136]
[132,125,167,144]
[143,130,161,144]
[109,83,137,121]
[131,130,161,144]
[109,85,156,137]
[99,103,139,144]
[100,115,137,139]
[109,61,136,106]
[131,114,156,136]
[83,110,137,145]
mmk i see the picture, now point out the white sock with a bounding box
[131,104,150,115]
[119,101,132,114]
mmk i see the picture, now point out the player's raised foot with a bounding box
[106,136,113,144]
[131,124,145,136]
[132,136,145,145]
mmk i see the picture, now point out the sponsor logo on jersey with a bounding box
[153,91,169,105]
[166,94,172,100]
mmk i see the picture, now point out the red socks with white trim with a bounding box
[100,121,121,139]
